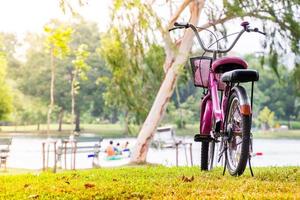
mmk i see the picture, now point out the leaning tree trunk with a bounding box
[131,0,204,163]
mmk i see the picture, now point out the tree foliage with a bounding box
[71,44,90,132]
[258,106,275,130]
[44,23,72,59]
[102,0,300,127]
[4,19,104,128]
[0,36,13,120]
[99,2,165,132]
[245,54,300,121]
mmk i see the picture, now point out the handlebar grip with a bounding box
[168,27,176,32]
[169,26,185,32]
[169,27,178,32]
[253,28,267,35]
[174,22,189,28]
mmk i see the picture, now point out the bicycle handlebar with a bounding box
[169,21,266,53]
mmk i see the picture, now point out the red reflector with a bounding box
[240,105,251,115]
[256,152,263,156]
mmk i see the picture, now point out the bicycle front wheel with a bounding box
[226,90,251,176]
[201,141,215,171]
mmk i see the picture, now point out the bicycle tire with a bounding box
[201,142,209,170]
[201,141,215,170]
[208,141,215,169]
[225,90,251,176]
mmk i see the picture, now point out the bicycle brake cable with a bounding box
[206,31,240,51]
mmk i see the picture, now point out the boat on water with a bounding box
[105,154,128,161]
[152,126,178,148]
[104,149,131,161]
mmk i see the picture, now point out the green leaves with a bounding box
[99,18,164,128]
[0,37,13,120]
[220,0,300,81]
[44,23,73,59]
[258,106,275,130]
[72,44,90,81]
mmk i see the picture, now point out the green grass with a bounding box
[175,124,198,136]
[0,124,126,138]
[175,124,300,139]
[0,166,299,199]
[279,121,300,130]
[1,123,300,139]
[253,130,300,139]
[0,168,38,175]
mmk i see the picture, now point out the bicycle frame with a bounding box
[201,66,255,134]
[200,69,229,135]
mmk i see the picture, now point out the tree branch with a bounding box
[199,15,235,29]
[143,3,176,73]
[168,0,193,28]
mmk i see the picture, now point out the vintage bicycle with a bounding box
[169,21,265,176]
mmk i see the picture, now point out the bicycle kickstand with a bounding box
[223,155,227,176]
[248,155,254,177]
[222,146,228,176]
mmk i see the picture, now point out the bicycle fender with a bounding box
[231,86,252,115]
[200,94,213,135]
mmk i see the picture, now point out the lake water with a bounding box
[2,134,300,170]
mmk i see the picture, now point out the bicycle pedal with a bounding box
[194,134,216,143]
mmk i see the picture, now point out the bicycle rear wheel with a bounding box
[225,90,251,176]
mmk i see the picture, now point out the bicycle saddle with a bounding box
[221,69,259,83]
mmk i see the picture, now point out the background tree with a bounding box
[69,18,105,130]
[245,54,300,127]
[0,36,13,120]
[0,33,21,80]
[44,22,72,134]
[71,44,90,133]
[13,33,52,129]
[258,106,275,130]
[99,15,165,135]
[11,19,105,131]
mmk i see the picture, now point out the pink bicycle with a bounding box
[170,22,265,176]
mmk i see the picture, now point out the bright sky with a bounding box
[1,0,293,68]
[0,0,110,34]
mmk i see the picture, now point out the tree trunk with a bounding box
[131,0,204,163]
[47,48,55,135]
[124,111,129,136]
[71,70,76,134]
[75,108,80,132]
[58,108,64,131]
[111,109,118,124]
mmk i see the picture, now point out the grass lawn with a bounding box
[175,124,300,139]
[0,166,299,199]
[0,168,38,175]
[252,130,300,139]
[0,124,126,138]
